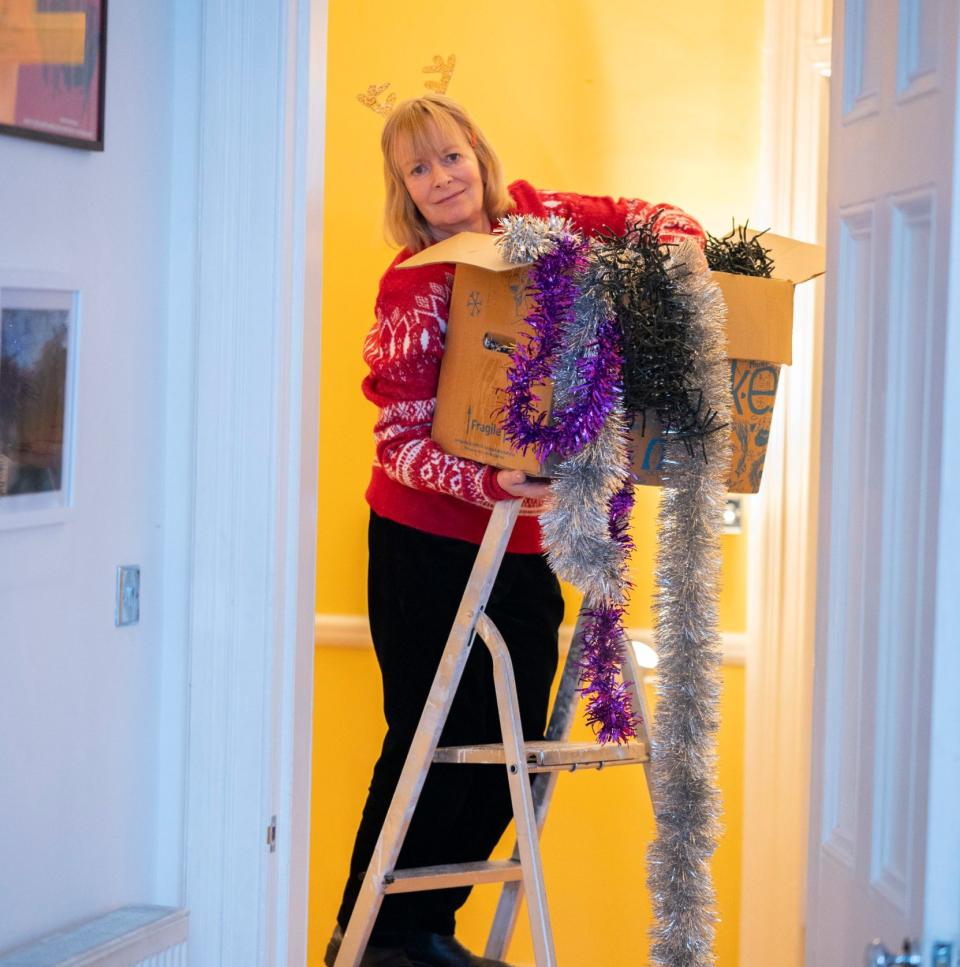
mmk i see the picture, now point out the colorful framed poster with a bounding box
[0,0,107,150]
[0,286,78,514]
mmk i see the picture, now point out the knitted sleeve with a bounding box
[510,181,706,248]
[362,260,513,505]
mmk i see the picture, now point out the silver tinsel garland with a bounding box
[646,241,731,967]
[498,214,639,740]
[497,216,634,604]
[540,276,633,605]
[496,212,574,263]
[497,220,731,963]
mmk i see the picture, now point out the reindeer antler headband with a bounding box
[357,55,456,116]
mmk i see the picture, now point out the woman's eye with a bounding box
[445,153,461,163]
[410,164,427,176]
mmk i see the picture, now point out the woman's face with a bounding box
[397,122,489,241]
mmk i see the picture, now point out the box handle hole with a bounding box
[483,332,515,355]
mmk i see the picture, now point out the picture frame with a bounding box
[0,0,108,151]
[0,285,79,518]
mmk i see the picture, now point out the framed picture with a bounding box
[0,0,107,150]
[0,286,79,514]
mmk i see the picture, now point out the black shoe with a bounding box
[324,925,416,967]
[399,931,513,967]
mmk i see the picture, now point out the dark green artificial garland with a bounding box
[705,220,775,278]
[589,219,725,456]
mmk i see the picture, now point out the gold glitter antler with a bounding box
[357,57,456,118]
[422,55,456,94]
[357,82,396,117]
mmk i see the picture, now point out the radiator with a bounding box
[0,906,188,967]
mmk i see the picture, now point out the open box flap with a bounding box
[399,232,525,273]
[712,273,794,365]
[743,228,825,284]
[404,228,824,283]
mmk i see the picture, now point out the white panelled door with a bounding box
[808,1,960,965]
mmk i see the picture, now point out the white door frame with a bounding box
[739,2,831,964]
[160,1,863,959]
[925,77,960,940]
[161,0,325,963]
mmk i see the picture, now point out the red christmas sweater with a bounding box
[362,179,706,553]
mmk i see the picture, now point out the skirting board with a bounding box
[315,613,746,666]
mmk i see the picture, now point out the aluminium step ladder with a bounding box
[334,499,657,967]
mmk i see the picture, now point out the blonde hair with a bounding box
[381,95,513,252]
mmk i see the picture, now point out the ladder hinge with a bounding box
[266,815,277,853]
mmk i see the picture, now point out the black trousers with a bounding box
[336,511,563,938]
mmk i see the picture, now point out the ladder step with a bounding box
[383,859,523,894]
[433,739,649,772]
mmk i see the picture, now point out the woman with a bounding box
[328,95,705,967]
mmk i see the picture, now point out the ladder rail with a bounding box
[621,633,658,811]
[484,618,658,960]
[476,612,558,967]
[483,610,587,958]
[335,497,655,967]
[333,500,522,967]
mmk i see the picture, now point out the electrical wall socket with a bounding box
[116,565,140,626]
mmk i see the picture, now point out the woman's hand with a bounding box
[496,469,551,500]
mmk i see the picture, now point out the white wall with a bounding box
[0,2,187,950]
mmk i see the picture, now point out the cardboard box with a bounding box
[401,232,548,476]
[631,230,824,492]
[401,229,825,491]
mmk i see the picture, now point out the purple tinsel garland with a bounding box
[501,236,622,465]
[500,229,638,743]
[579,477,637,742]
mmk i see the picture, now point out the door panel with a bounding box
[808,0,959,962]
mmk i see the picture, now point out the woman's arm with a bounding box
[363,263,531,505]
[548,191,706,245]
[509,180,706,247]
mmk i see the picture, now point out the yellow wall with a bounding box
[313,1,764,963]
[316,0,762,627]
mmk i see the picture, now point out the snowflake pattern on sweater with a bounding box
[362,180,706,549]
[363,274,501,507]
